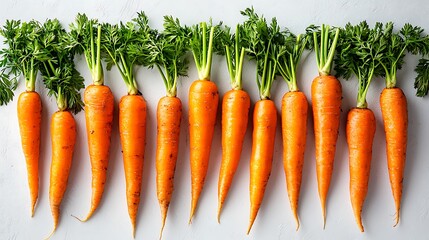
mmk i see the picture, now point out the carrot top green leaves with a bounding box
[101,11,154,95]
[277,32,308,92]
[335,21,386,108]
[63,14,104,85]
[241,7,282,100]
[215,24,246,90]
[0,20,41,94]
[309,24,340,76]
[143,16,190,97]
[36,19,84,113]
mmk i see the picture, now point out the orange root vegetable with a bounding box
[119,95,147,237]
[281,91,308,230]
[17,91,42,217]
[311,75,342,226]
[380,87,407,226]
[217,89,250,221]
[247,99,277,234]
[188,79,219,222]
[48,111,77,236]
[346,108,376,232]
[80,84,114,221]
[156,96,182,236]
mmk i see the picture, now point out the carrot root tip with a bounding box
[393,211,400,227]
[71,214,88,222]
[217,204,222,224]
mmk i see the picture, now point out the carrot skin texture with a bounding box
[17,91,42,217]
[282,91,308,230]
[82,85,114,220]
[119,95,147,237]
[380,87,407,226]
[49,111,76,233]
[311,75,342,226]
[156,96,182,235]
[188,80,219,222]
[217,89,250,221]
[247,99,277,234]
[346,108,376,232]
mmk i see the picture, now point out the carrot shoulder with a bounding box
[380,87,407,225]
[49,111,77,234]
[189,79,219,221]
[119,94,147,237]
[17,91,42,217]
[281,91,308,230]
[346,108,376,232]
[247,99,277,234]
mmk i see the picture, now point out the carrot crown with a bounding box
[241,7,281,100]
[36,19,84,113]
[335,21,385,108]
[277,33,308,92]
[189,21,218,81]
[215,24,246,90]
[0,20,41,100]
[310,24,340,76]
[144,16,189,97]
[64,14,104,86]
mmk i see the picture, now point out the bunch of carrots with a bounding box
[1,8,429,239]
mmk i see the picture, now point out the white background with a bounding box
[0,0,429,239]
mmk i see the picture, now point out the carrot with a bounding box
[0,19,43,216]
[217,89,249,219]
[101,14,152,237]
[247,99,277,234]
[36,18,85,238]
[241,8,281,234]
[17,91,42,216]
[142,16,189,238]
[82,84,114,220]
[65,16,115,221]
[48,110,77,235]
[334,21,385,232]
[310,25,341,227]
[277,33,309,230]
[120,94,147,237]
[376,23,428,226]
[187,22,219,222]
[189,79,219,221]
[215,24,250,221]
[380,88,407,225]
[281,91,307,230]
[346,108,376,232]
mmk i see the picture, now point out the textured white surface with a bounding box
[1,0,429,239]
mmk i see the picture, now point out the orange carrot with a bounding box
[312,75,342,226]
[156,96,182,236]
[67,17,115,221]
[247,99,277,234]
[187,22,219,222]
[17,91,42,217]
[48,110,77,235]
[215,24,250,222]
[119,94,147,237]
[277,32,309,230]
[81,84,114,220]
[380,87,407,226]
[346,108,376,232]
[217,89,250,220]
[310,25,342,227]
[281,91,308,230]
[189,79,219,221]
